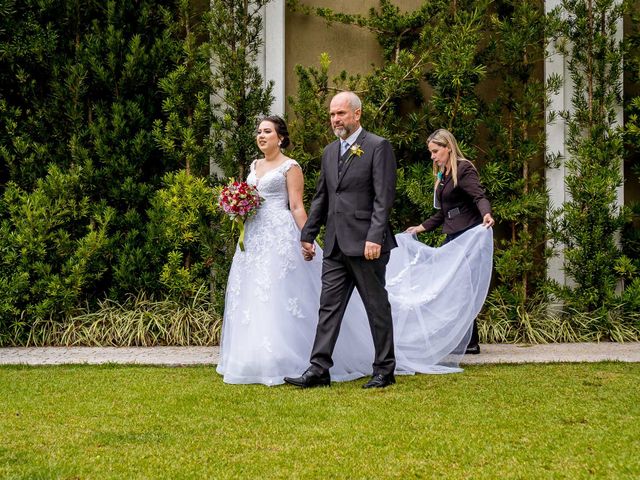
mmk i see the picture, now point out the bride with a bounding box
[216,116,493,386]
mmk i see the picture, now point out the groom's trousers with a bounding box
[309,244,396,376]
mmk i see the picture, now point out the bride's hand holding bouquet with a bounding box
[216,179,262,251]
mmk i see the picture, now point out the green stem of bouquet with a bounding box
[234,216,246,252]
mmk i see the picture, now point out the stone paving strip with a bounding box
[459,342,640,364]
[0,347,218,366]
[0,342,639,366]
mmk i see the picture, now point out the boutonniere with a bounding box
[350,144,364,158]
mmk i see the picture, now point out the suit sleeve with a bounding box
[366,139,397,245]
[458,162,492,217]
[300,154,328,243]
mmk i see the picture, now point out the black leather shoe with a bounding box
[465,344,481,355]
[362,373,396,389]
[284,368,330,388]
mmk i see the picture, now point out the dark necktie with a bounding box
[338,141,350,176]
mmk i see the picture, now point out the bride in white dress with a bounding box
[216,116,493,386]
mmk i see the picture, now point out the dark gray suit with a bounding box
[301,129,398,375]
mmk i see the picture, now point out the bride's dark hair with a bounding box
[260,115,290,149]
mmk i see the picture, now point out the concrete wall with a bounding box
[285,0,429,107]
[285,0,382,105]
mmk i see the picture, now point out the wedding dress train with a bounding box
[216,159,493,385]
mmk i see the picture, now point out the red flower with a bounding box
[216,179,263,251]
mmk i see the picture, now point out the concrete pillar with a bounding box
[260,0,286,115]
[545,0,569,287]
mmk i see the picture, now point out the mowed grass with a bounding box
[1,363,639,479]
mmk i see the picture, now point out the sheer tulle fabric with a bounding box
[216,159,493,385]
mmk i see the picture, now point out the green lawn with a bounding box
[1,363,638,479]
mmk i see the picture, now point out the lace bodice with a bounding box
[247,158,300,211]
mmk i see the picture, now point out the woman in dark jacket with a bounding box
[406,128,495,354]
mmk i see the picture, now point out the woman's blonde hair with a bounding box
[427,128,468,188]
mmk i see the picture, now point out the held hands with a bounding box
[364,241,381,260]
[301,241,315,261]
[483,213,495,228]
[301,241,382,260]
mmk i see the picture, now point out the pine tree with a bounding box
[550,0,628,312]
[208,0,274,180]
[479,0,562,339]
[424,0,489,155]
[620,0,640,311]
[137,0,219,301]
[152,0,213,176]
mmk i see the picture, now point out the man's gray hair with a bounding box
[345,91,362,111]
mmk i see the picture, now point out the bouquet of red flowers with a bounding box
[216,179,262,251]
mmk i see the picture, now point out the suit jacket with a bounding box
[301,129,398,256]
[421,159,491,235]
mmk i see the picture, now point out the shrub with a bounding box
[0,166,113,345]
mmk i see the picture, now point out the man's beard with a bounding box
[333,125,351,139]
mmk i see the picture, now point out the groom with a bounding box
[284,91,398,389]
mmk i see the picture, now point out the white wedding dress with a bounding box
[216,159,493,385]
